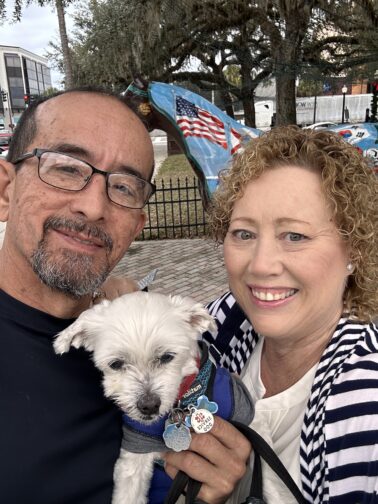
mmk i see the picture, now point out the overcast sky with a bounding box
[1,1,75,87]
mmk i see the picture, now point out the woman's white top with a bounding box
[229,337,317,503]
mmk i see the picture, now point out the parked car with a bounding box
[303,122,337,131]
[0,148,8,158]
[0,130,12,149]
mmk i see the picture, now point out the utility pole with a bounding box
[0,89,13,131]
[341,85,347,124]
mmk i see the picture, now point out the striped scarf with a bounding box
[203,292,378,503]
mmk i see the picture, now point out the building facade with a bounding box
[0,45,52,129]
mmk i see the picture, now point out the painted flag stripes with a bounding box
[176,96,228,149]
[230,127,243,155]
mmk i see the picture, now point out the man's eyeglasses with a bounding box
[13,148,156,209]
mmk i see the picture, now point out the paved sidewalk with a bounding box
[113,238,229,304]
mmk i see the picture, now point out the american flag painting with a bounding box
[176,96,228,149]
[149,82,261,197]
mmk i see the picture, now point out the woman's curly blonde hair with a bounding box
[209,125,378,322]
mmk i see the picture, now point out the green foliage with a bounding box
[224,65,242,88]
[42,87,60,96]
[297,79,323,98]
[14,0,377,123]
[3,0,76,88]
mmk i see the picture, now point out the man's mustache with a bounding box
[43,216,114,252]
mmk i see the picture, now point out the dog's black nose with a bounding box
[137,393,161,416]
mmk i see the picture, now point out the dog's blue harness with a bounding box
[121,343,254,503]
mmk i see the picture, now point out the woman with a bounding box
[202,125,378,503]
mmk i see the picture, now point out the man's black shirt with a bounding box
[0,290,122,504]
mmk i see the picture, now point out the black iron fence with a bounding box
[139,177,209,240]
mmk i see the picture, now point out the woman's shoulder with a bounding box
[315,318,378,390]
[323,319,378,410]
[323,324,378,478]
[324,317,378,356]
[335,317,378,354]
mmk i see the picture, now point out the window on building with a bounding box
[4,53,25,109]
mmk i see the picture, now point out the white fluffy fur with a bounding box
[54,291,216,504]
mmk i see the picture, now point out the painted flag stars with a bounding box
[176,96,228,149]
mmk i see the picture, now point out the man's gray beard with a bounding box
[30,216,114,299]
[31,246,111,298]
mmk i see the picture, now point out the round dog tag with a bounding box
[190,408,214,434]
[163,423,192,452]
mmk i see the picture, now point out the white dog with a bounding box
[54,291,218,504]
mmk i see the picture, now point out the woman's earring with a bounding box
[346,263,354,273]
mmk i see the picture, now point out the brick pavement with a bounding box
[113,238,229,304]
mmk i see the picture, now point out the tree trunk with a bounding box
[274,39,298,126]
[237,23,257,128]
[275,72,297,125]
[221,90,235,118]
[55,0,74,89]
[240,58,256,127]
[242,94,256,128]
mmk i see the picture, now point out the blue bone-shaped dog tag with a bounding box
[185,395,218,428]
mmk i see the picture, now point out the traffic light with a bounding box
[1,90,7,102]
[24,93,30,105]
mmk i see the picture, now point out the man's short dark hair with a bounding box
[7,86,142,165]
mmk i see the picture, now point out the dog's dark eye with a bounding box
[108,359,124,370]
[159,353,175,365]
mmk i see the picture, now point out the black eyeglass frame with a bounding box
[13,148,156,209]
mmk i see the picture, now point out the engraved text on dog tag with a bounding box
[190,408,214,434]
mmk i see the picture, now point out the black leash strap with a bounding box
[248,448,263,501]
[164,470,201,504]
[185,478,202,504]
[164,421,306,504]
[164,470,188,504]
[231,421,307,504]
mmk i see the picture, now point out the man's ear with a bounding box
[133,210,146,239]
[0,159,16,222]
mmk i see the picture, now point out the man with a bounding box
[0,89,250,503]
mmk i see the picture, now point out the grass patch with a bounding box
[155,154,194,181]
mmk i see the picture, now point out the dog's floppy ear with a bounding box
[53,299,111,354]
[170,295,217,334]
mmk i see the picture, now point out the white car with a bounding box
[303,122,338,131]
[0,148,8,158]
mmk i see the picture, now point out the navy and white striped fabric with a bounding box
[203,292,378,504]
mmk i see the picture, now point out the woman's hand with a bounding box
[162,416,251,503]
